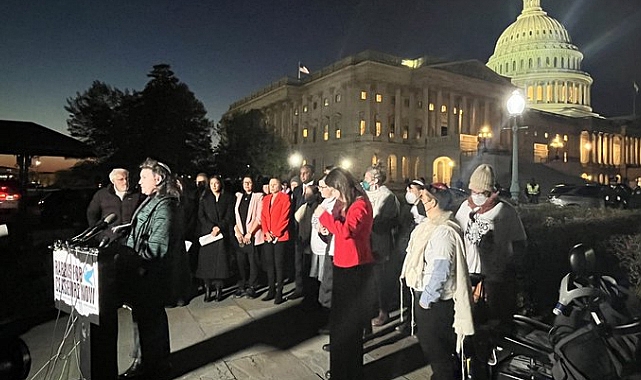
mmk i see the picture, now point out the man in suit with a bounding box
[289,164,315,301]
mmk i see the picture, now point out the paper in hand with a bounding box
[199,233,223,246]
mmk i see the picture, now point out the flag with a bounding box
[635,82,639,93]
[299,64,310,75]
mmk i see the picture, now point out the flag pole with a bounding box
[298,61,301,80]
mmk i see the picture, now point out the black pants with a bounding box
[330,263,375,380]
[117,255,170,367]
[414,295,458,380]
[236,243,258,288]
[372,258,394,313]
[263,241,287,296]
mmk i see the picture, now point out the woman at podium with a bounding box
[119,157,183,379]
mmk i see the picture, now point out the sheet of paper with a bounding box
[199,233,223,246]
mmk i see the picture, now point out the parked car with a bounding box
[37,188,97,227]
[0,179,22,212]
[547,183,622,208]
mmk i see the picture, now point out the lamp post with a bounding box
[506,90,526,203]
[478,126,493,153]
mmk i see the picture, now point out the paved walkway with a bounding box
[21,283,432,380]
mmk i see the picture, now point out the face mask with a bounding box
[361,181,371,191]
[405,191,418,205]
[471,193,488,206]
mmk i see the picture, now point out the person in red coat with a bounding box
[260,177,291,304]
[315,167,375,380]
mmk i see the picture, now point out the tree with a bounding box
[65,64,214,177]
[214,109,289,180]
[65,81,130,160]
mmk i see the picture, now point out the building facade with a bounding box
[227,51,520,185]
[225,0,641,191]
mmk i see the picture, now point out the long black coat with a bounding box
[195,190,235,280]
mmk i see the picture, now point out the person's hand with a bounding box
[319,226,329,236]
[313,206,326,218]
[211,226,221,236]
[243,233,251,245]
[419,292,431,310]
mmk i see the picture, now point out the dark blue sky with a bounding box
[1,1,640,136]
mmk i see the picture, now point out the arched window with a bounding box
[387,154,398,182]
[432,156,454,185]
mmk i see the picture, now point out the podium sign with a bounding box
[52,241,100,324]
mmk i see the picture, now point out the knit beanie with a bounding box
[468,164,495,192]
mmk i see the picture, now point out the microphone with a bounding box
[98,236,111,248]
[71,213,118,244]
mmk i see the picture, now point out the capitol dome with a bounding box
[487,0,596,117]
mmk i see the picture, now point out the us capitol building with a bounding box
[225,0,641,191]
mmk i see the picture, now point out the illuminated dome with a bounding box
[487,0,596,117]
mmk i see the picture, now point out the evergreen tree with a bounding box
[65,65,214,176]
[214,109,288,180]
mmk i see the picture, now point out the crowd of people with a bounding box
[86,158,527,380]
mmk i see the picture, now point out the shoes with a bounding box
[118,358,143,379]
[325,370,331,379]
[262,292,275,301]
[204,287,214,303]
[371,311,389,327]
[215,287,223,302]
[286,290,303,301]
[274,296,285,305]
[233,288,245,298]
[322,343,331,352]
[245,286,257,298]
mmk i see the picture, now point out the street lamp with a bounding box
[506,90,526,202]
[478,126,493,153]
[288,152,303,168]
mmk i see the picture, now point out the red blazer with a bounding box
[261,192,291,242]
[319,197,374,268]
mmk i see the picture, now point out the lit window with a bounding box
[402,126,409,139]
[544,132,549,139]
[359,120,366,135]
[360,91,367,100]
[303,105,308,113]
[294,108,299,116]
[335,94,341,103]
[376,121,382,137]
[335,128,341,139]
[302,128,308,138]
[453,107,458,114]
[323,124,329,141]
[429,103,435,111]
[376,94,382,103]
[324,98,329,107]
[441,105,447,113]
[563,134,568,141]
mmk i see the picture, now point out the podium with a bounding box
[52,241,120,380]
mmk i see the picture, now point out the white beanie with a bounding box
[469,164,495,193]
